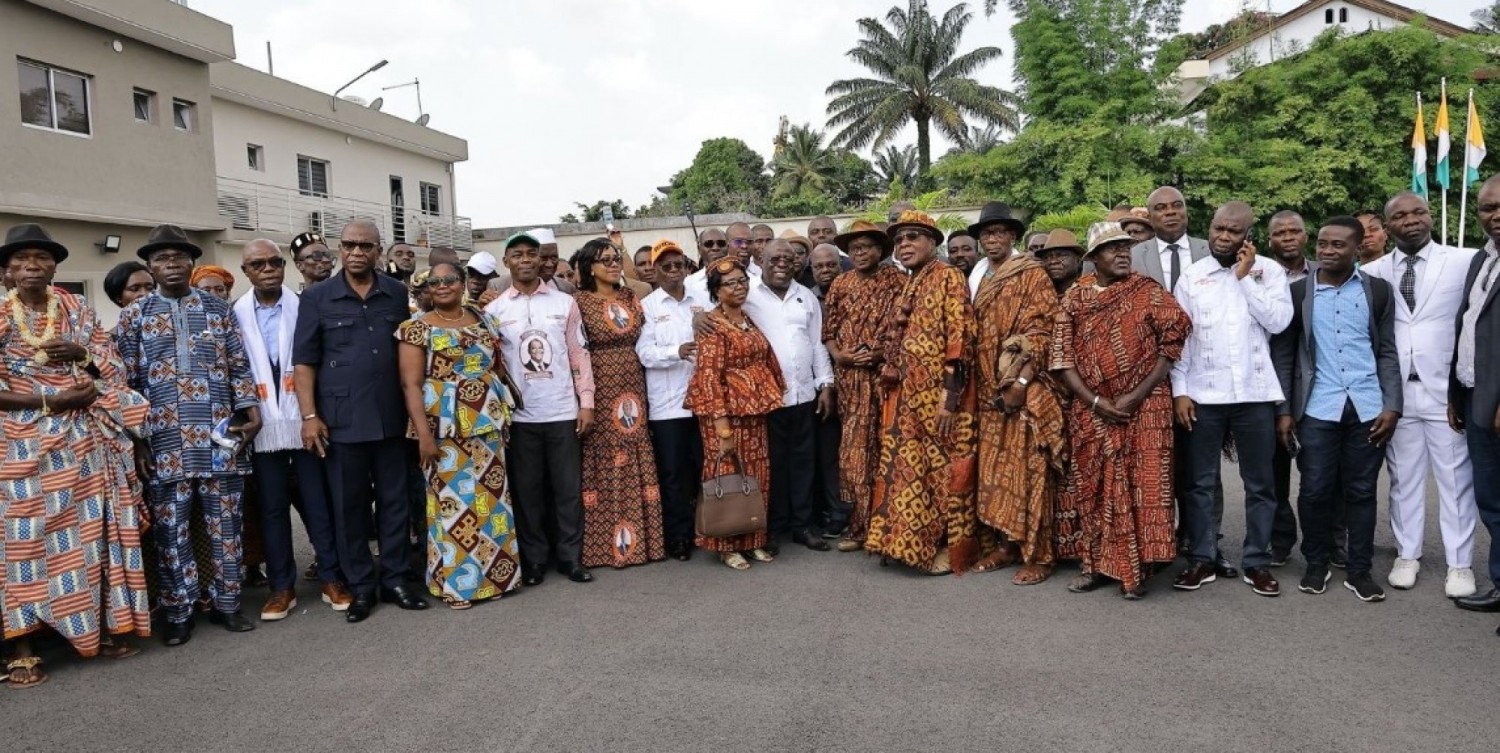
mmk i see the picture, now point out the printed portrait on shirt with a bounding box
[607,302,633,332]
[614,392,642,432]
[520,330,554,379]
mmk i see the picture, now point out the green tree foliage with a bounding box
[826,0,1018,186]
[873,144,920,189]
[944,124,1006,157]
[771,124,837,198]
[1174,10,1275,59]
[1027,204,1110,237]
[663,138,771,216]
[559,199,632,225]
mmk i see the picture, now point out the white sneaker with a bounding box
[1445,567,1477,598]
[1388,558,1420,589]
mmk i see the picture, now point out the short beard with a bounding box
[1211,250,1237,268]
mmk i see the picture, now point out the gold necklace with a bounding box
[432,307,467,323]
[10,290,59,365]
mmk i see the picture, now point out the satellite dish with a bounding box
[368,97,384,111]
[416,113,431,127]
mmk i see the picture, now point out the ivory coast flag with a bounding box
[1466,94,1486,185]
[1411,96,1427,198]
[1434,88,1451,190]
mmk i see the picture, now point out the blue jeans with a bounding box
[1463,398,1500,585]
[1184,402,1278,568]
[1295,402,1382,574]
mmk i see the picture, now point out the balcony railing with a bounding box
[215,176,472,252]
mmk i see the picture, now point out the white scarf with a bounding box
[233,286,302,453]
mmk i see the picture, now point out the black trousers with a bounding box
[253,449,343,591]
[1174,425,1224,557]
[325,438,412,595]
[766,401,817,537]
[1184,402,1279,569]
[1273,436,1346,555]
[1296,402,1381,573]
[508,420,583,569]
[814,412,848,533]
[649,417,703,545]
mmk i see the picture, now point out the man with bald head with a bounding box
[235,239,348,621]
[809,244,843,296]
[1025,233,1049,257]
[1363,191,1479,597]
[1170,201,1293,597]
[685,227,729,301]
[1131,186,1209,294]
[807,216,838,247]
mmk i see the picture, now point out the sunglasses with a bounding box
[893,229,930,244]
[298,251,333,263]
[702,240,727,249]
[339,240,379,253]
[595,255,623,267]
[730,238,751,247]
[657,261,685,272]
[149,252,193,265]
[427,274,463,288]
[244,257,287,272]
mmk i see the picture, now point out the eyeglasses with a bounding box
[701,240,727,249]
[893,229,929,244]
[765,256,794,268]
[339,240,379,254]
[298,251,333,263]
[244,257,287,272]
[718,276,751,289]
[595,255,623,267]
[849,241,882,254]
[149,251,192,265]
[657,261,686,272]
[730,238,751,247]
[427,274,463,288]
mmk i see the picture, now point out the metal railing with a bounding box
[215,176,472,252]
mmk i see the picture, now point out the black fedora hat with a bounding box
[968,201,1027,240]
[137,224,203,261]
[0,223,69,266]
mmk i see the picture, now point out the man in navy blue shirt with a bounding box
[293,220,429,622]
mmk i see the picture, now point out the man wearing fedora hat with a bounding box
[824,221,906,551]
[116,224,264,642]
[965,202,1027,300]
[1034,229,1086,297]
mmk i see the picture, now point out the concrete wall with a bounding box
[0,0,222,229]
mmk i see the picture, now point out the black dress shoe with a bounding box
[667,540,693,562]
[208,610,257,633]
[522,570,546,587]
[792,530,831,551]
[242,566,269,589]
[346,594,374,623]
[763,540,782,557]
[379,585,430,610]
[1214,556,1239,579]
[559,562,593,583]
[1456,589,1500,612]
[162,619,194,647]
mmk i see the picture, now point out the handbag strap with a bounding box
[708,451,752,498]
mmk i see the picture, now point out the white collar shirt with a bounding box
[1156,235,1193,293]
[1457,242,1500,388]
[742,279,834,406]
[1170,255,1294,404]
[636,287,707,420]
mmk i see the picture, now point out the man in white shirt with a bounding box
[636,240,705,562]
[684,228,729,302]
[1170,201,1294,597]
[1362,191,1479,596]
[743,239,836,552]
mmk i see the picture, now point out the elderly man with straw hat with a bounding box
[1034,228,1087,298]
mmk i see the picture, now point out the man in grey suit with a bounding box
[1449,174,1500,621]
[1130,186,1232,577]
[1272,216,1401,602]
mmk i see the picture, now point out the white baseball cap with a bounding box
[466,250,498,276]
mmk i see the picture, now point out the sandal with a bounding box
[1013,563,1054,586]
[1120,586,1147,600]
[720,552,751,571]
[6,657,47,689]
[972,545,1018,574]
[448,600,473,611]
[836,538,863,553]
[747,548,775,563]
[922,549,953,576]
[1067,572,1108,593]
[96,639,141,660]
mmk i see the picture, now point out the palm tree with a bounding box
[771,124,837,198]
[873,145,920,189]
[945,123,1005,157]
[825,0,1018,185]
[1475,2,1500,34]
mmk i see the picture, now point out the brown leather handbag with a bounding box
[696,453,765,538]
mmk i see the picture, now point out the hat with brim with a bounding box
[1106,208,1151,233]
[968,201,1027,240]
[1085,221,1135,258]
[778,229,812,253]
[833,219,894,258]
[138,224,203,261]
[887,211,945,242]
[0,223,69,266]
[1036,228,1084,256]
[650,239,686,265]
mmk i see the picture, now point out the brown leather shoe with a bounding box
[1242,567,1281,597]
[260,590,297,621]
[1172,562,1218,591]
[321,582,353,612]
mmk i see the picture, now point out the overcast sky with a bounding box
[188,0,1475,228]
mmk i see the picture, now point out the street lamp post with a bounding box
[330,59,389,111]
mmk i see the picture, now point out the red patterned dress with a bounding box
[1050,273,1191,591]
[683,314,785,553]
[576,288,665,568]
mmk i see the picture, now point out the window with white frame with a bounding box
[172,99,195,131]
[298,156,330,197]
[17,59,91,135]
[420,182,442,216]
[133,88,156,123]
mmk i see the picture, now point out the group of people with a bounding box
[5,181,1500,688]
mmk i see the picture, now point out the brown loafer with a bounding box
[1172,562,1218,591]
[321,581,354,612]
[260,590,297,621]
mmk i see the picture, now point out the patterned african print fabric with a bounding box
[684,315,785,553]
[398,316,521,604]
[822,265,906,541]
[575,288,665,568]
[1050,273,1191,591]
[149,477,244,621]
[973,255,1066,566]
[865,260,983,574]
[0,290,152,655]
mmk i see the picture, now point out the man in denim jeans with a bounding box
[1272,217,1401,602]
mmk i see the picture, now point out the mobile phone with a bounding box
[1285,431,1300,458]
[602,207,615,233]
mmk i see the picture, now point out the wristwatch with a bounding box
[1016,376,1030,387]
[716,427,733,439]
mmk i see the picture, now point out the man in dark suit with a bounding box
[293,219,429,623]
[1449,174,1500,626]
[1272,216,1401,602]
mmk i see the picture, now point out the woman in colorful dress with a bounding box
[0,224,151,687]
[397,262,522,609]
[573,238,665,568]
[684,259,786,571]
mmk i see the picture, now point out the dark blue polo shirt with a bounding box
[292,271,409,444]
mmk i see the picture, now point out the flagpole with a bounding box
[1441,79,1449,246]
[1461,88,1473,250]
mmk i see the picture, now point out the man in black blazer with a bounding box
[1448,175,1500,624]
[1272,217,1401,602]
